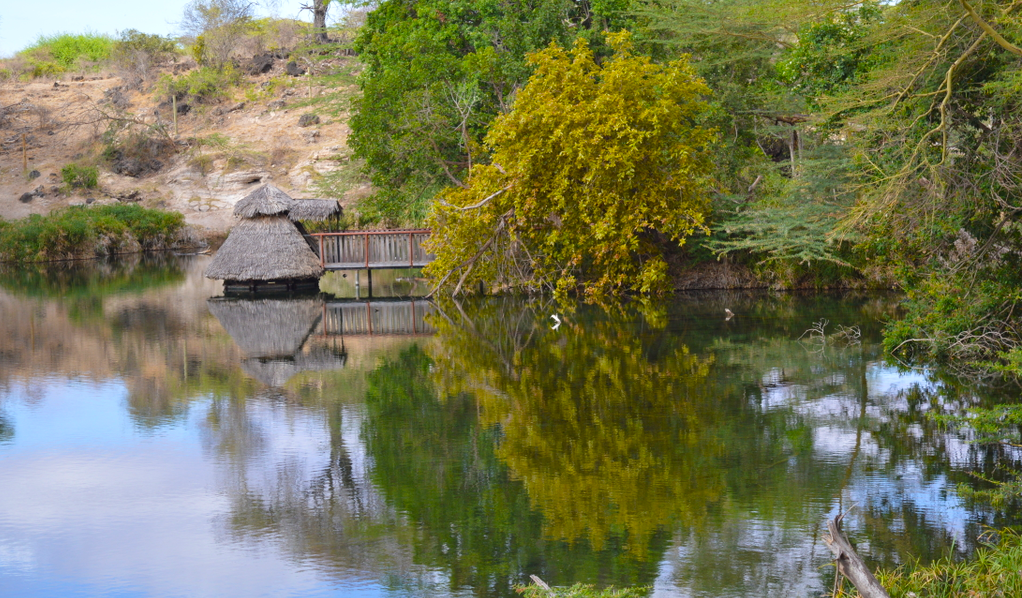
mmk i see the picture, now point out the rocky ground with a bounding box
[0,55,368,237]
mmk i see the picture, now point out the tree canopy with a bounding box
[349,0,618,225]
[424,32,717,300]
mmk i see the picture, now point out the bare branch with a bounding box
[437,184,512,211]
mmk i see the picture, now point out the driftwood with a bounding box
[823,513,890,598]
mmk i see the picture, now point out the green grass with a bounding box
[835,528,1022,598]
[18,32,114,76]
[0,204,184,262]
[515,583,649,598]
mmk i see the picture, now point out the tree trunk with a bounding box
[823,514,891,598]
[314,0,330,44]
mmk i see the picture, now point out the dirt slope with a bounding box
[0,58,367,235]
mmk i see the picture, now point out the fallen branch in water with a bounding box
[824,512,890,598]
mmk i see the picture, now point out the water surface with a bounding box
[0,255,1017,597]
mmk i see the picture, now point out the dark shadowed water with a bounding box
[0,255,1019,598]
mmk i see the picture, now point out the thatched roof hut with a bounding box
[289,199,341,222]
[204,215,325,285]
[205,185,339,290]
[234,184,296,218]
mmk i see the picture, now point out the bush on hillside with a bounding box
[60,163,99,189]
[17,33,114,77]
[181,0,253,67]
[112,30,180,88]
[158,65,242,104]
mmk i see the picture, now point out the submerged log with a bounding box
[823,513,891,598]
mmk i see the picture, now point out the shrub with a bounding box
[112,29,180,88]
[158,65,242,103]
[18,33,114,76]
[0,205,185,262]
[61,163,99,189]
[102,129,176,177]
[181,0,253,67]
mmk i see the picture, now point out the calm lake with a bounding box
[0,255,1018,598]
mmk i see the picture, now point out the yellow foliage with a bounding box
[425,32,717,301]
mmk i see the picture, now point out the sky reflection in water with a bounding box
[0,255,1014,598]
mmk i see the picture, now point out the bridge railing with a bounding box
[309,230,434,270]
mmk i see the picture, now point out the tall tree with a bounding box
[303,0,332,43]
[349,0,619,225]
[829,0,1022,364]
[636,0,882,279]
[425,32,716,300]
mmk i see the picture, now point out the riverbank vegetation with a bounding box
[348,0,1022,368]
[0,204,185,262]
[835,529,1022,598]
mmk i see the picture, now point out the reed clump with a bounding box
[0,204,185,262]
[836,529,1022,598]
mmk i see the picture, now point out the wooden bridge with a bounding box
[320,299,436,336]
[309,230,434,270]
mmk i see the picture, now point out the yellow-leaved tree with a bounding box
[425,31,717,301]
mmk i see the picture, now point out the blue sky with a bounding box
[0,1,336,57]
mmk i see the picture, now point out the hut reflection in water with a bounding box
[207,297,347,387]
[208,296,437,386]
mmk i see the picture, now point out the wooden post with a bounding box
[824,514,890,598]
[409,232,414,267]
[318,234,324,267]
[364,233,370,268]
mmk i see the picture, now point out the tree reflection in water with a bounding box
[214,292,1022,597]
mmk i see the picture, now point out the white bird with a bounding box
[550,314,562,330]
[725,308,734,321]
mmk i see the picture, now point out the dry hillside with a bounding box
[0,54,367,235]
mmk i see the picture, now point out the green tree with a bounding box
[824,0,1022,365]
[349,0,615,225]
[637,0,882,280]
[425,32,717,300]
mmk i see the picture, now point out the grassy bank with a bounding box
[836,529,1022,598]
[515,530,1022,598]
[0,204,185,262]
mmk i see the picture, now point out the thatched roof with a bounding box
[204,215,325,281]
[241,348,348,387]
[207,297,322,358]
[234,184,296,218]
[289,199,340,222]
